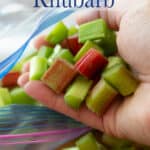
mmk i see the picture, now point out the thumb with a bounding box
[76,0,136,30]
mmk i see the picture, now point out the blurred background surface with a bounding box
[0,0,47,61]
[0,0,38,36]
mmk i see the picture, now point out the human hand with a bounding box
[18,0,150,145]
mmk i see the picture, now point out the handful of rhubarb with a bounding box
[0,19,145,150]
[27,20,139,115]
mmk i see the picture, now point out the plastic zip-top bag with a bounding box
[0,1,149,150]
[0,105,90,149]
[0,0,111,149]
[0,1,91,149]
[0,7,76,78]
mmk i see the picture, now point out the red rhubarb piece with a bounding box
[61,39,68,49]
[2,72,20,87]
[67,36,83,55]
[42,58,77,94]
[61,36,83,55]
[75,49,108,79]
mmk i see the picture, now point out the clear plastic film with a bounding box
[0,105,90,149]
[0,0,78,79]
[0,0,108,78]
[0,1,97,149]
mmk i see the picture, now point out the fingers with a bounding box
[18,72,29,87]
[76,7,120,30]
[18,72,121,136]
[22,80,104,130]
[25,80,123,137]
[34,35,52,49]
[18,73,104,130]
[22,61,30,73]
[102,99,122,137]
[76,10,100,25]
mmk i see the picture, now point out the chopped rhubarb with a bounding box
[75,49,108,79]
[74,40,104,62]
[48,45,74,65]
[30,56,48,80]
[107,56,126,69]
[103,56,127,73]
[68,26,78,36]
[102,134,132,148]
[0,88,11,106]
[45,22,68,45]
[48,45,62,66]
[10,88,36,105]
[79,19,108,43]
[67,36,83,55]
[63,147,79,150]
[64,76,93,109]
[42,59,77,94]
[86,79,118,115]
[103,64,139,96]
[61,36,83,55]
[61,39,68,49]
[12,52,37,72]
[38,46,53,58]
[58,49,74,64]
[2,72,20,88]
[100,29,117,56]
[76,133,100,150]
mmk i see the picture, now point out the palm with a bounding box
[108,1,150,143]
[18,0,150,146]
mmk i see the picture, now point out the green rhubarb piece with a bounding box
[63,147,79,150]
[104,56,127,72]
[100,29,117,56]
[48,45,62,65]
[76,132,100,150]
[142,146,150,150]
[57,49,74,64]
[115,147,136,150]
[74,40,104,62]
[86,79,118,115]
[0,88,11,107]
[79,19,108,43]
[107,56,126,69]
[102,134,132,148]
[45,21,68,45]
[38,46,53,58]
[21,51,38,63]
[12,62,22,72]
[64,76,93,109]
[68,26,78,36]
[126,147,136,150]
[103,64,139,96]
[48,47,74,64]
[12,51,37,72]
[30,56,47,80]
[97,143,107,150]
[10,88,36,105]
[94,39,103,45]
